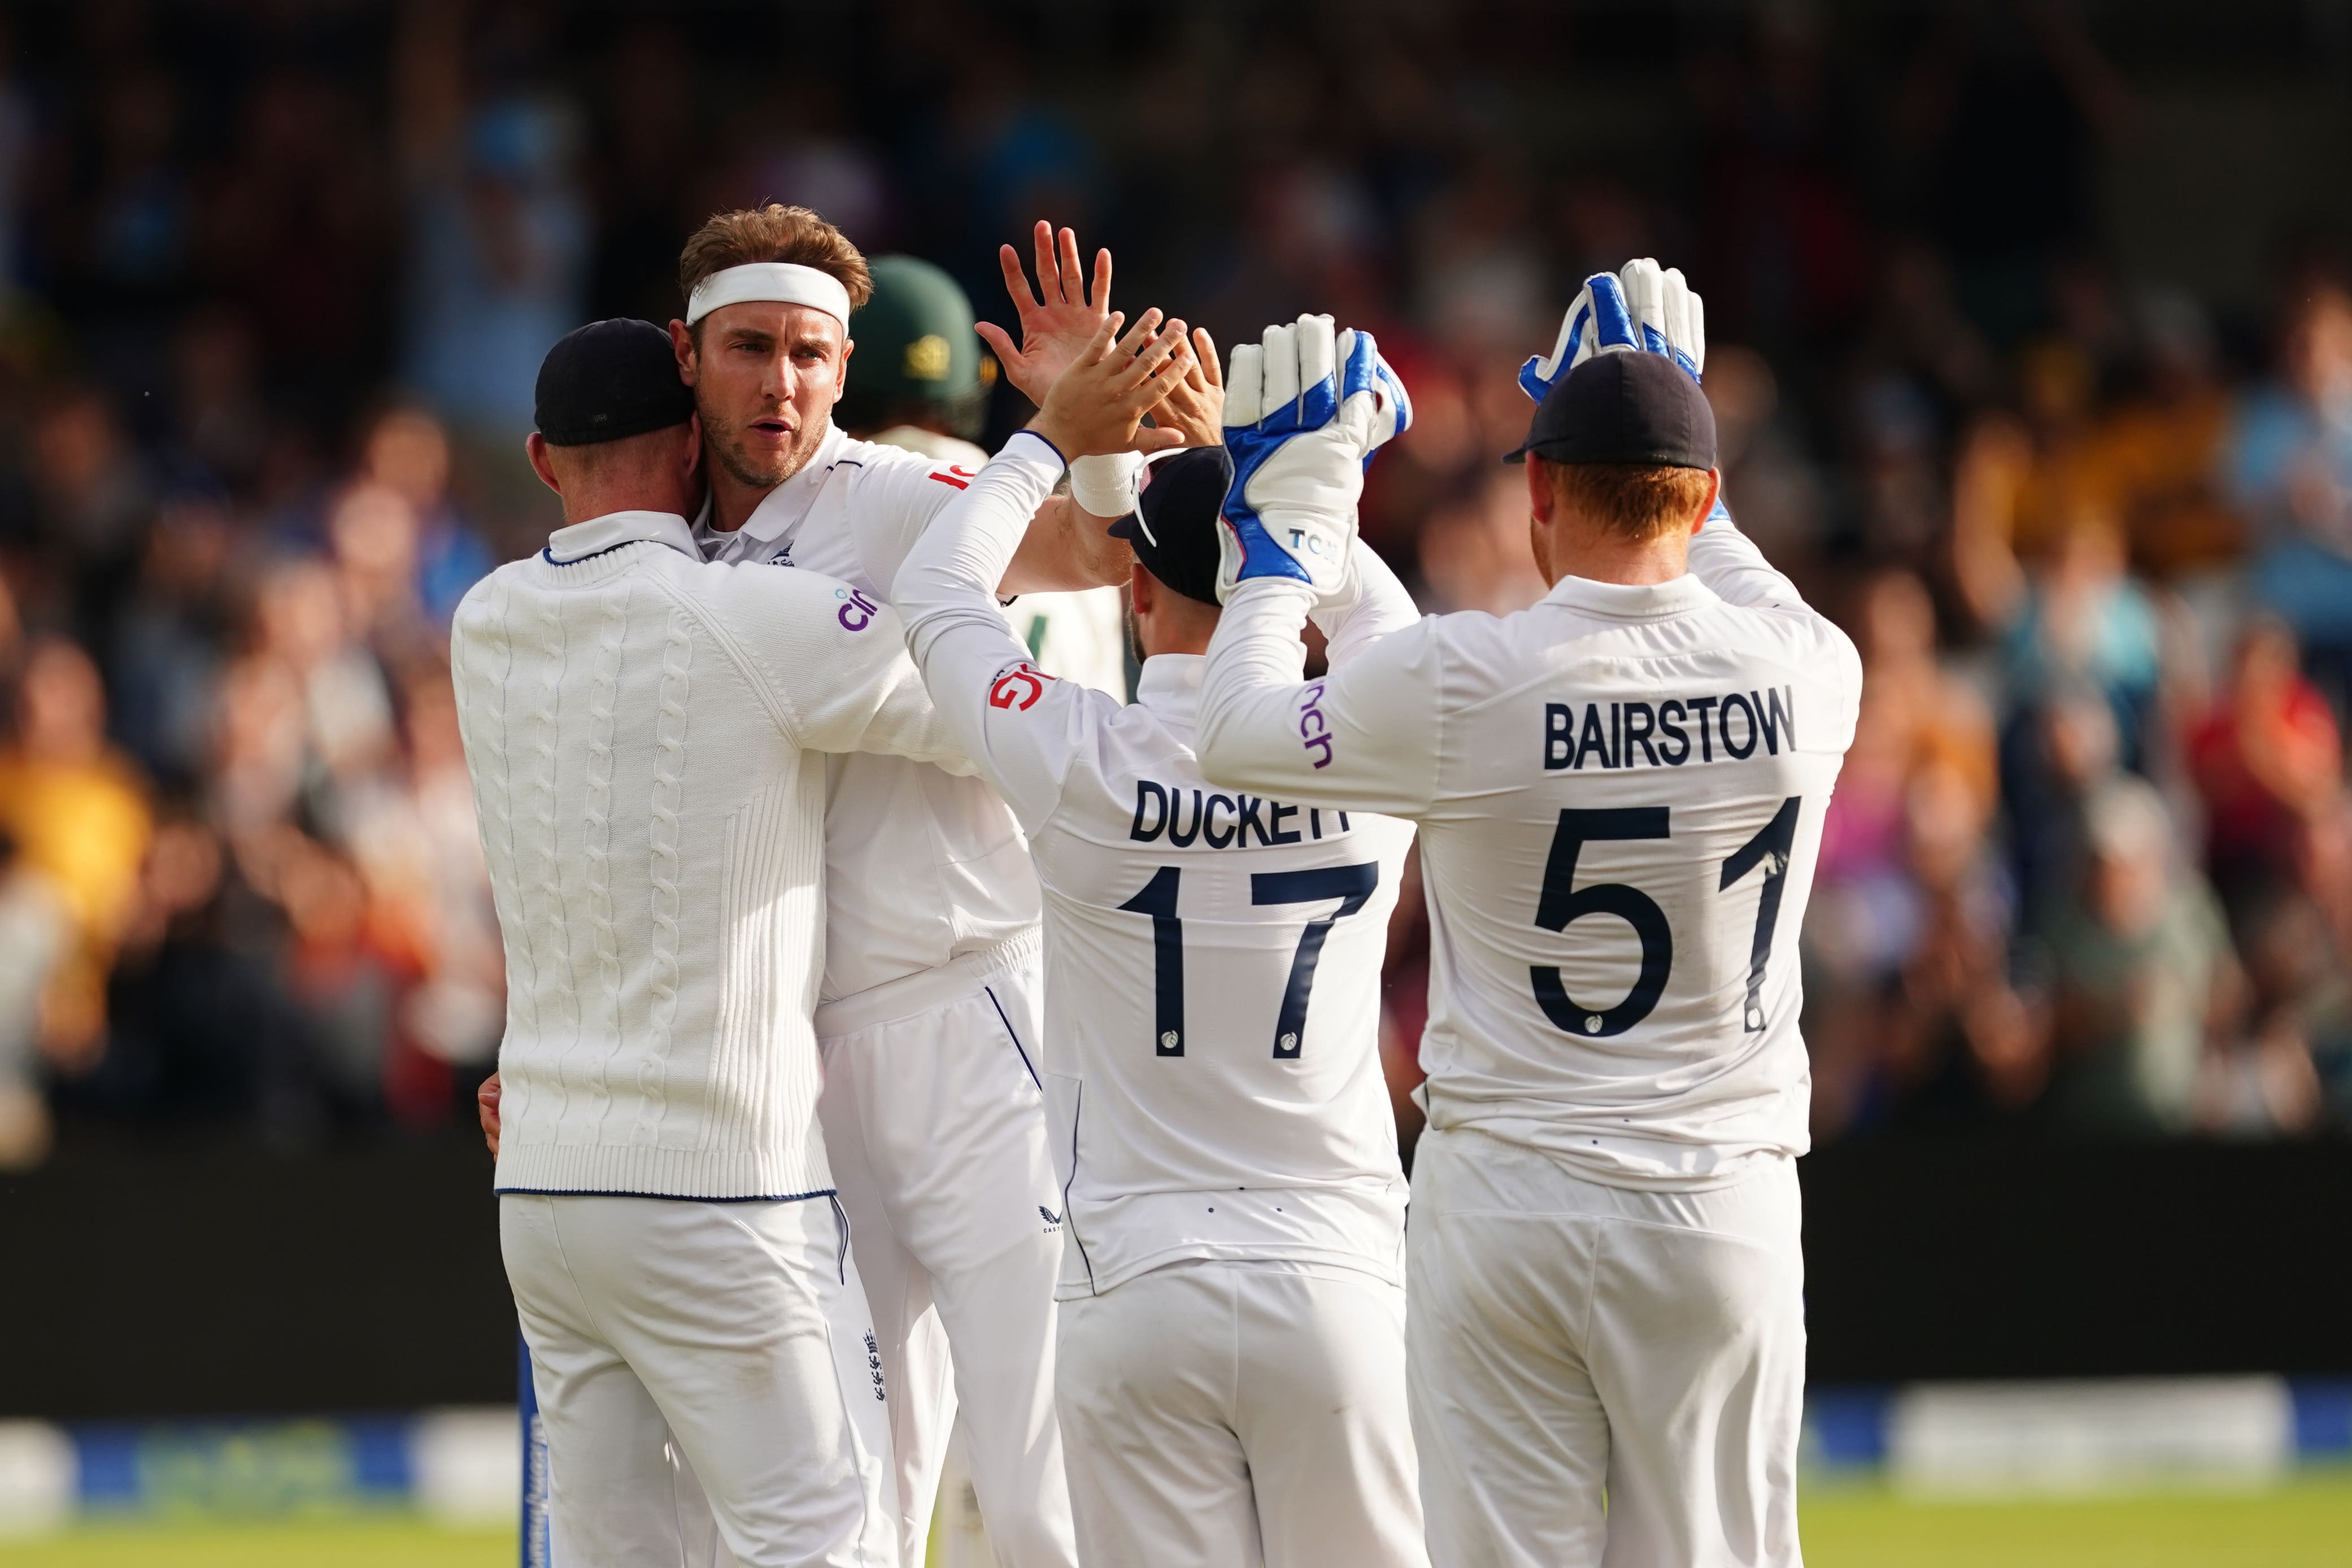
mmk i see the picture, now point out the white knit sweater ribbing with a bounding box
[451,513,970,1199]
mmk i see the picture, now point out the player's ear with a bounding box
[525,432,561,496]
[1695,468,1722,530]
[833,337,853,404]
[1525,454,1556,524]
[669,319,698,386]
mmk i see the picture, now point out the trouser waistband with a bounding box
[813,926,1041,1039]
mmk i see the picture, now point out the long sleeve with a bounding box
[460,544,934,1202]
[1197,574,1443,816]
[892,430,1097,833]
[1310,537,1422,670]
[838,445,967,590]
[700,565,976,774]
[1686,507,1806,609]
[1688,506,1865,752]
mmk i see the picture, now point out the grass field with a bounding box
[1802,1474,2352,1567]
[2,1475,2348,1566]
[0,1518,512,1567]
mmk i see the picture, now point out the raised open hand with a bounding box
[1032,311,1192,460]
[1149,328,1226,448]
[979,221,1116,407]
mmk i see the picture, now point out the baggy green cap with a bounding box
[839,256,990,430]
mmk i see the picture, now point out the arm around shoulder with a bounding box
[702,564,976,773]
[890,429,1090,828]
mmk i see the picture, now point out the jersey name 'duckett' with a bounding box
[1543,685,1798,772]
[1128,781,1354,851]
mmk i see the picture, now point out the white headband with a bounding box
[685,262,854,328]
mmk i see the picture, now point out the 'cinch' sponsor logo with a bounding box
[1299,682,1334,769]
[835,587,880,631]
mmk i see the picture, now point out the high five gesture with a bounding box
[981,220,1118,407]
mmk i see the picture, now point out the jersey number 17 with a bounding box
[1119,863,1380,1060]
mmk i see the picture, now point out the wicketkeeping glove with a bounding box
[1217,314,1411,600]
[1521,259,1729,527]
[1519,258,1707,401]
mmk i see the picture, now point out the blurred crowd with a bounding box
[0,1,2347,1166]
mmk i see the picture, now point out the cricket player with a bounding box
[1194,276,1863,1567]
[663,206,1197,1568]
[459,318,971,1566]
[838,252,1130,696]
[892,313,1430,1568]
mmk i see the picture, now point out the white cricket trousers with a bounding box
[815,934,1077,1568]
[502,1192,897,1568]
[1055,1261,1431,1568]
[1407,1128,1806,1568]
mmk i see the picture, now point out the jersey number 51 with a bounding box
[1532,798,1802,1038]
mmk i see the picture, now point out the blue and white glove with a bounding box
[1521,259,1726,526]
[1518,257,1707,400]
[1217,314,1410,601]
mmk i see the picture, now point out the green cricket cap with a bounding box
[840,256,988,428]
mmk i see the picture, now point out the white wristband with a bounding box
[1069,452,1143,519]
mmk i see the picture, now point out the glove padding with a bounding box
[1521,259,1727,528]
[1519,258,1706,401]
[1217,314,1411,600]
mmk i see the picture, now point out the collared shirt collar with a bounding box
[1134,654,1203,734]
[691,421,848,563]
[1539,570,1719,620]
[544,510,700,564]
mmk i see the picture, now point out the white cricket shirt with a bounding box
[693,421,1119,1007]
[864,424,1133,700]
[1198,518,1862,1191]
[452,509,970,1200]
[894,433,1419,1299]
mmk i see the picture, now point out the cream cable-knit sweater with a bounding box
[452,509,971,1200]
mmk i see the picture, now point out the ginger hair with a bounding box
[1548,461,1716,543]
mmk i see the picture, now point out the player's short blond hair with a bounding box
[676,204,874,326]
[1548,461,1715,543]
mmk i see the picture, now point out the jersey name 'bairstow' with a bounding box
[1202,518,1865,1190]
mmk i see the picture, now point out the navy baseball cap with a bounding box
[535,319,696,447]
[1504,350,1716,470]
[1107,446,1235,607]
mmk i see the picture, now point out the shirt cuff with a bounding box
[1228,576,1318,612]
[1008,427,1068,471]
